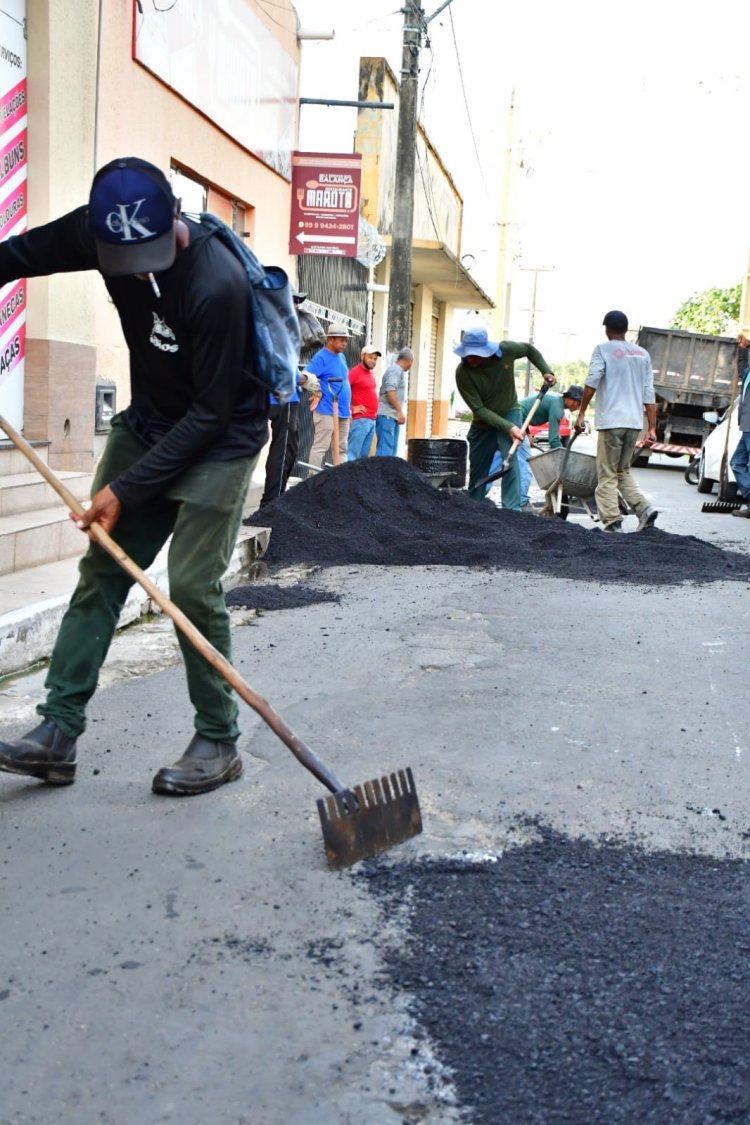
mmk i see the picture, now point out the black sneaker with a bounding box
[601,521,623,533]
[0,719,77,785]
[152,734,243,796]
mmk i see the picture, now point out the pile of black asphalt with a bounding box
[225,585,339,611]
[362,825,750,1124]
[248,458,750,585]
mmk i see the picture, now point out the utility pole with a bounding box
[387,1,424,356]
[559,332,578,383]
[519,265,553,394]
[494,89,515,341]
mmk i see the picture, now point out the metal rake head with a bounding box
[701,500,744,513]
[317,767,423,869]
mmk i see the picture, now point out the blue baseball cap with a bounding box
[454,326,502,359]
[88,157,177,276]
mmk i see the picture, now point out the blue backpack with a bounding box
[197,212,300,404]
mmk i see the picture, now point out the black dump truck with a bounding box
[635,327,738,462]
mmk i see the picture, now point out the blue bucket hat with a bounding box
[454,326,502,359]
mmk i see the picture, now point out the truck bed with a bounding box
[638,327,737,407]
[637,327,738,454]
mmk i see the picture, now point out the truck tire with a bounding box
[696,453,714,494]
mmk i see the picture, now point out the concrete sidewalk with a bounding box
[0,523,270,679]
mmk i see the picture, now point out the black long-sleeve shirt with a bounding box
[0,207,268,505]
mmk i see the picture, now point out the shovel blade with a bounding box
[475,461,510,489]
[317,767,423,869]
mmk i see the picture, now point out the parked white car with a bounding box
[697,399,740,497]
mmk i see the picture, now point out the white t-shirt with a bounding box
[586,340,655,430]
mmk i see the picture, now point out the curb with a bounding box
[0,526,270,680]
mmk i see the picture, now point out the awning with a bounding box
[381,238,495,309]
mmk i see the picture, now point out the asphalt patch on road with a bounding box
[362,825,750,1124]
[225,584,339,610]
[248,459,750,585]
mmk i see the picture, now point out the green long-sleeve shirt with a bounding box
[519,392,565,448]
[455,341,553,435]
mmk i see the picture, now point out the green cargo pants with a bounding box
[467,409,523,507]
[38,416,257,742]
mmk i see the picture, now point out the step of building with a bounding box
[0,439,52,477]
[0,504,88,576]
[0,469,95,516]
[0,523,271,678]
[0,456,263,580]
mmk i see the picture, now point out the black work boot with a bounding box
[152,734,243,796]
[0,719,77,785]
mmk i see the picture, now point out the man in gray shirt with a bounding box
[375,347,413,456]
[575,310,658,533]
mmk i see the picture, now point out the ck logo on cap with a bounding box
[106,198,157,243]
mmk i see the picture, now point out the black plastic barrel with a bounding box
[407,438,468,488]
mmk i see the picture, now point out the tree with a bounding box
[542,358,589,388]
[670,283,741,335]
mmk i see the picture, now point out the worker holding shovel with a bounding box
[454,327,556,506]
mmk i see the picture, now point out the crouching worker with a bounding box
[0,157,270,796]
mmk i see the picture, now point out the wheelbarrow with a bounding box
[529,438,633,523]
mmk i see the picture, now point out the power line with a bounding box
[0,6,25,28]
[255,0,298,35]
[446,6,489,199]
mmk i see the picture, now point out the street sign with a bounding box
[290,152,361,258]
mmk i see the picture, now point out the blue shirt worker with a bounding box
[729,334,750,517]
[575,310,658,533]
[307,323,352,468]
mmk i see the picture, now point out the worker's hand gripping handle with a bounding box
[474,378,555,489]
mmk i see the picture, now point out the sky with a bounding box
[292,0,750,364]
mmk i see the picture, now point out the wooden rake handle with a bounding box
[0,413,347,796]
[504,388,547,462]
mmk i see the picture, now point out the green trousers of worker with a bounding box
[467,409,523,508]
[38,416,256,742]
[595,427,648,527]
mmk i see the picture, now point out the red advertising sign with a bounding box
[0,0,26,428]
[290,152,362,258]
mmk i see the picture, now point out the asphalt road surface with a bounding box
[1,462,749,1124]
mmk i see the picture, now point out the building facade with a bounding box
[2,0,300,472]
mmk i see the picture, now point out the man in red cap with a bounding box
[347,343,381,459]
